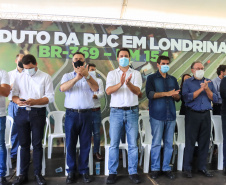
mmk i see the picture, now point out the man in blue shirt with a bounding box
[60,52,98,183]
[146,55,180,180]
[212,65,226,115]
[182,61,218,178]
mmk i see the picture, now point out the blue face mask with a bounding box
[160,65,170,73]
[119,57,129,67]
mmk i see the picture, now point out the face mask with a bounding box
[18,61,24,69]
[195,70,204,80]
[89,71,96,76]
[119,57,129,67]
[24,68,36,76]
[74,60,84,68]
[160,65,170,73]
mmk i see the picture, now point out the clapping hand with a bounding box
[125,74,132,85]
[120,73,126,86]
[200,80,211,90]
[77,65,89,77]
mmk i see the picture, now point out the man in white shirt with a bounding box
[88,63,104,161]
[8,54,24,162]
[60,52,98,184]
[0,69,10,185]
[12,54,54,185]
[106,48,142,184]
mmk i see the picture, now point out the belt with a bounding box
[112,105,138,110]
[18,107,46,111]
[92,107,101,112]
[187,107,210,113]
[66,108,91,113]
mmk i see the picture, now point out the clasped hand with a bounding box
[18,98,36,106]
[168,89,180,97]
[200,80,211,90]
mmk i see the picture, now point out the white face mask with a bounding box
[195,70,204,80]
[89,71,96,76]
[24,68,36,76]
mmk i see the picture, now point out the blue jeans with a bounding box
[15,108,46,175]
[65,109,92,174]
[108,107,139,175]
[91,110,101,154]
[0,116,6,177]
[150,117,175,171]
[8,101,19,158]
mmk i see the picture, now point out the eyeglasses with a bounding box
[193,68,204,70]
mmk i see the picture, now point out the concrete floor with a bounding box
[6,147,226,185]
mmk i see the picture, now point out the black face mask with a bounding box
[18,61,24,69]
[74,60,84,68]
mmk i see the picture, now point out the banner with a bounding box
[1,19,225,120]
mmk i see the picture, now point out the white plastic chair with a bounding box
[138,111,149,153]
[139,110,149,116]
[65,138,93,176]
[175,115,185,171]
[138,115,152,173]
[211,115,223,170]
[102,117,128,176]
[47,111,66,159]
[16,117,49,176]
[5,116,14,176]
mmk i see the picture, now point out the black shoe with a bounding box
[184,170,192,178]
[81,173,92,183]
[164,171,175,179]
[129,174,141,184]
[224,167,226,176]
[12,175,28,185]
[35,174,46,185]
[106,174,117,184]
[66,172,76,184]
[150,171,160,179]
[0,177,8,185]
[198,170,213,177]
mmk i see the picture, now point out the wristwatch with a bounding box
[85,74,91,80]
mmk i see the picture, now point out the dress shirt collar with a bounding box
[217,76,221,81]
[16,67,24,73]
[156,70,169,78]
[191,76,206,81]
[116,67,132,73]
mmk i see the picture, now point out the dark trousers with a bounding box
[15,108,46,175]
[213,104,222,115]
[183,109,211,171]
[222,114,226,167]
[65,109,92,174]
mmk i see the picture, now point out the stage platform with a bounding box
[6,147,225,185]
